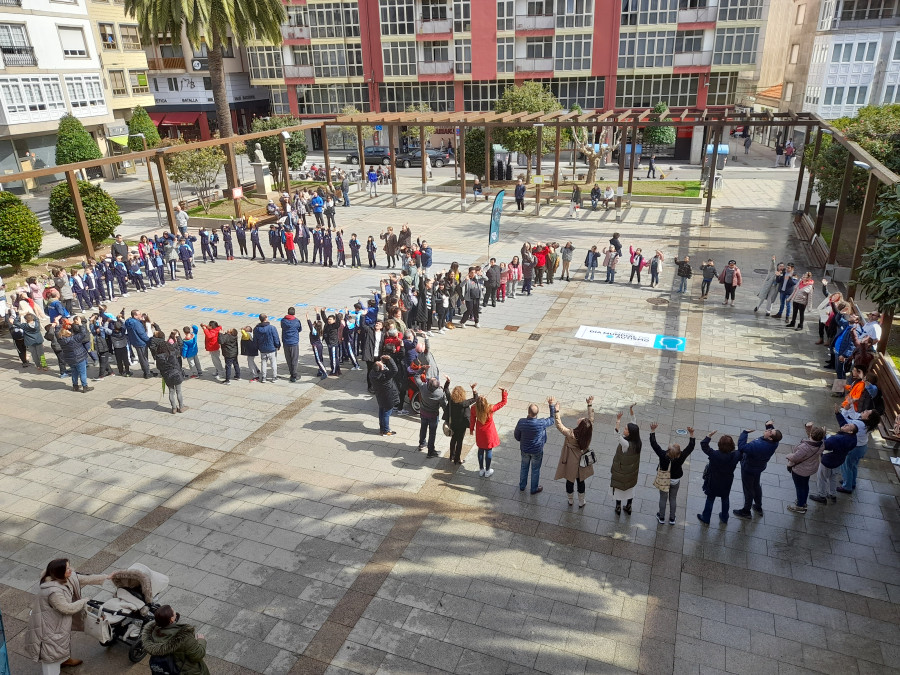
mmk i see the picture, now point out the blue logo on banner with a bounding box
[654,335,686,352]
[489,190,505,245]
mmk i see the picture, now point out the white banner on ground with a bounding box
[575,326,686,352]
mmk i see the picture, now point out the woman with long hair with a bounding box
[469,388,508,477]
[444,379,478,464]
[611,406,641,514]
[553,396,595,507]
[649,424,695,524]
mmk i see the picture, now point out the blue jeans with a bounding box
[419,415,438,452]
[70,359,87,388]
[522,279,533,294]
[791,471,810,507]
[591,197,598,209]
[778,293,792,318]
[477,448,493,470]
[700,495,729,523]
[585,267,596,280]
[650,270,659,286]
[378,407,392,433]
[840,444,867,491]
[678,276,688,293]
[519,451,543,492]
[606,268,616,283]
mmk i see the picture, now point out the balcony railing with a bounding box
[677,6,717,22]
[284,63,314,78]
[112,86,128,96]
[1,46,37,67]
[515,57,553,72]
[824,15,900,29]
[122,41,142,51]
[515,14,555,30]
[417,18,452,34]
[418,60,453,75]
[147,57,186,70]
[0,0,22,6]
[673,50,712,66]
[281,25,310,40]
[132,85,150,94]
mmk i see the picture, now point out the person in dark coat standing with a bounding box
[149,332,185,412]
[514,179,526,211]
[361,319,384,392]
[371,355,400,435]
[732,422,781,519]
[697,432,740,525]
[443,379,477,464]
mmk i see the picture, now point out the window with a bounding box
[840,0,897,21]
[380,0,415,35]
[713,27,759,65]
[497,37,514,72]
[64,74,105,108]
[833,87,844,104]
[619,30,676,68]
[498,0,514,29]
[717,0,763,20]
[158,38,183,59]
[526,0,553,14]
[464,81,509,110]
[297,83,370,114]
[848,85,868,103]
[286,5,307,26]
[247,46,283,79]
[221,37,234,58]
[784,81,794,101]
[166,77,178,91]
[202,76,211,90]
[551,76,604,109]
[109,70,127,96]
[679,0,707,7]
[796,3,806,22]
[854,41,877,61]
[291,46,311,66]
[423,40,449,62]
[422,0,449,20]
[894,41,900,60]
[119,25,141,50]
[707,72,736,106]
[832,43,849,61]
[615,74,698,107]
[308,3,360,38]
[675,29,702,53]
[884,84,900,103]
[312,43,363,78]
[824,86,834,104]
[804,85,820,105]
[454,38,471,73]
[789,44,800,63]
[813,43,828,62]
[525,36,552,58]
[129,71,148,93]
[555,34,591,70]
[0,75,66,120]
[58,27,87,57]
[379,82,454,111]
[270,85,290,115]
[383,41,417,76]
[0,25,35,66]
[98,23,116,49]
[453,0,471,31]
[556,0,592,27]
[621,0,678,25]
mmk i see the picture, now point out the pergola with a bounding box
[0,106,896,347]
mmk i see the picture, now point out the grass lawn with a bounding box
[439,179,701,198]
[188,196,271,218]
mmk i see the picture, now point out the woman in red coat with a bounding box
[470,388,508,477]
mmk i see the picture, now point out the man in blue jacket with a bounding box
[124,309,154,378]
[253,313,281,382]
[732,421,782,519]
[810,421,858,504]
[514,397,557,495]
[280,308,303,383]
[772,264,796,321]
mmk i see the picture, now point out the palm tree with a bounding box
[124,0,285,184]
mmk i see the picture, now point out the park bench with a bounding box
[870,353,900,451]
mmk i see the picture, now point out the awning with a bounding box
[160,111,200,126]
[107,134,130,146]
[148,112,167,124]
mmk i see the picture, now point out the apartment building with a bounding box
[247,0,769,154]
[0,0,116,183]
[143,29,271,141]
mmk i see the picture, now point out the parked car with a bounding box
[346,146,395,165]
[396,149,451,168]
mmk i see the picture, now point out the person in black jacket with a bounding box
[514,179,526,211]
[361,320,384,392]
[650,425,695,525]
[318,308,342,376]
[218,328,240,383]
[697,432,740,525]
[149,335,185,413]
[443,379,477,464]
[483,259,501,308]
[371,356,400,435]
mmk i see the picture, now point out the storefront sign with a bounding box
[575,326,686,352]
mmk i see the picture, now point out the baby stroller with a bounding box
[85,563,169,663]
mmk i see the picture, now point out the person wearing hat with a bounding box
[718,260,742,306]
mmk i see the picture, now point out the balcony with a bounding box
[417,18,452,34]
[284,63,314,78]
[147,57,186,71]
[515,14,555,30]
[824,15,900,30]
[0,0,22,6]
[102,38,118,50]
[673,50,712,67]
[1,46,36,67]
[677,6,717,22]
[515,57,553,72]
[282,25,310,40]
[418,60,453,75]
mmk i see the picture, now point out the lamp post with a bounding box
[129,132,162,229]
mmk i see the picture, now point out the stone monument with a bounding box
[251,142,273,197]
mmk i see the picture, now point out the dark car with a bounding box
[346,146,395,165]
[396,149,451,168]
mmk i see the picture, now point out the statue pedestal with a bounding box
[251,162,273,198]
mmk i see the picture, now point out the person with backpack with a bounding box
[141,604,210,675]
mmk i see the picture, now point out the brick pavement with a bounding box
[1,190,898,675]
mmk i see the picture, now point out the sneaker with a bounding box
[485,468,494,477]
[426,451,440,458]
[836,486,852,494]
[808,495,827,504]
[656,513,665,524]
[479,469,485,477]
[417,445,427,452]
[474,323,480,328]
[396,409,411,416]
[669,517,676,525]
[787,503,807,513]
[732,509,752,520]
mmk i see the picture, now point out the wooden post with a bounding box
[793,125,812,210]
[388,124,398,206]
[552,123,562,193]
[616,125,625,211]
[803,128,823,216]
[65,170,94,258]
[356,125,365,188]
[704,126,722,226]
[535,124,544,216]
[847,171,879,301]
[626,122,638,203]
[484,125,492,188]
[877,310,892,354]
[322,124,331,189]
[223,142,241,219]
[420,125,427,193]
[814,201,826,237]
[459,125,467,211]
[825,152,856,265]
[279,134,290,193]
[154,153,178,235]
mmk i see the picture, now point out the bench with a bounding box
[870,353,900,448]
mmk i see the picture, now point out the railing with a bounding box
[281,25,310,40]
[1,46,37,67]
[673,50,713,66]
[677,6,717,22]
[284,63,314,78]
[112,86,128,96]
[132,85,150,94]
[515,14,555,30]
[122,41,142,51]
[417,18,452,34]
[102,40,118,50]
[826,15,900,29]
[418,60,453,75]
[0,0,22,6]
[147,57,186,70]
[515,57,553,72]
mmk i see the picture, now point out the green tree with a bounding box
[641,102,676,154]
[124,0,286,189]
[492,81,563,182]
[127,106,161,152]
[167,146,225,212]
[244,116,308,185]
[402,103,436,148]
[0,192,42,271]
[857,188,900,349]
[338,106,374,150]
[55,114,102,167]
[463,128,494,180]
[49,181,121,247]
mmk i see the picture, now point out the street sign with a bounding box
[532,175,544,184]
[231,187,243,199]
[375,125,383,131]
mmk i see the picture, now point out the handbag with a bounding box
[579,450,596,468]
[442,422,451,437]
[653,468,671,492]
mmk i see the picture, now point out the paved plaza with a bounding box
[1,173,899,675]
